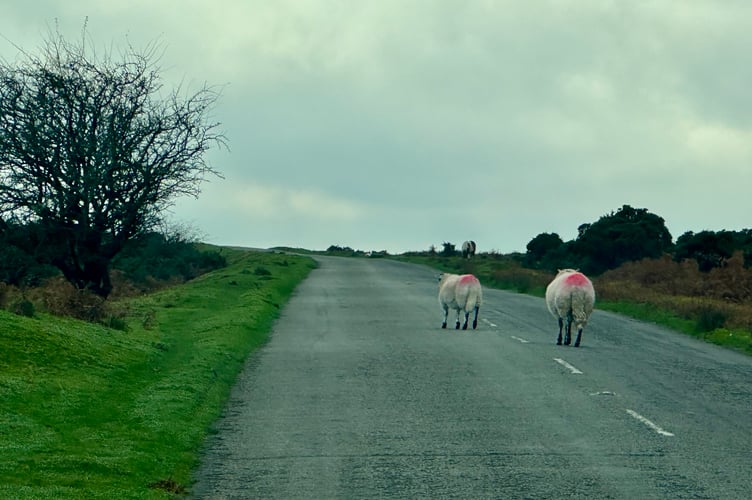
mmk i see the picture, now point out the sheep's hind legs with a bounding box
[556,318,564,345]
[461,312,469,330]
[471,306,479,329]
[441,306,448,328]
[563,318,572,345]
[574,328,582,347]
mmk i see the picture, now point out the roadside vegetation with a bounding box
[395,250,752,355]
[0,246,316,498]
[393,205,752,355]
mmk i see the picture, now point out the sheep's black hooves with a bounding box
[556,340,562,345]
[462,324,468,330]
[574,342,581,347]
[455,323,460,329]
[472,321,478,329]
[441,323,447,329]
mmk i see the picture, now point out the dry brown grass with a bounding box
[0,266,187,325]
[595,252,752,331]
[2,276,130,328]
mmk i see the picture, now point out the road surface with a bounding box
[191,256,752,499]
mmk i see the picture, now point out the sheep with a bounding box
[545,269,595,347]
[461,240,476,258]
[438,273,482,330]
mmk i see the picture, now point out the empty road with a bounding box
[191,256,752,499]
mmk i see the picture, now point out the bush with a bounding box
[0,241,58,286]
[696,306,727,333]
[112,232,227,288]
[12,299,35,317]
[441,242,456,257]
[254,267,271,276]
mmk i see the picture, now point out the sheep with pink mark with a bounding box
[438,273,482,330]
[545,269,595,347]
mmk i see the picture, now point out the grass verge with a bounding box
[0,248,316,499]
[598,300,752,354]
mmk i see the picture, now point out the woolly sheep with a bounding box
[461,240,476,258]
[545,269,595,347]
[438,273,482,330]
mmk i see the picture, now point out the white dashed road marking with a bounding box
[482,319,497,327]
[511,336,530,344]
[626,409,675,437]
[553,358,583,374]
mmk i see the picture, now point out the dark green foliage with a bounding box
[105,315,128,331]
[12,299,35,317]
[573,205,673,274]
[326,245,359,256]
[695,306,727,333]
[0,223,59,286]
[254,266,271,276]
[525,204,673,275]
[674,229,752,271]
[111,232,227,286]
[441,242,457,257]
[524,232,568,270]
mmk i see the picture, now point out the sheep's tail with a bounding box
[569,288,592,328]
[466,288,482,310]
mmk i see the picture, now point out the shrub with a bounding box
[254,267,271,276]
[696,306,728,333]
[12,299,35,317]
[112,232,227,288]
[441,242,456,257]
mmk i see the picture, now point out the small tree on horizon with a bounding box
[0,24,226,297]
[441,242,456,257]
[573,204,673,274]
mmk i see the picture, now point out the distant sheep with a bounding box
[461,240,476,258]
[545,269,595,347]
[438,273,482,330]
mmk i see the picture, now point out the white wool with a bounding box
[545,269,595,346]
[438,272,482,329]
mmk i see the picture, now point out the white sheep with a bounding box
[545,269,595,347]
[438,273,482,330]
[461,240,476,258]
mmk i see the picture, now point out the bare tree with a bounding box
[0,25,226,297]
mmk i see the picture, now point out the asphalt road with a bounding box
[190,256,752,499]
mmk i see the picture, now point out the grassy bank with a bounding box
[0,248,316,499]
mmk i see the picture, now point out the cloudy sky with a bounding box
[1,1,751,254]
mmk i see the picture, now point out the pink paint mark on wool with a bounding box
[459,274,479,285]
[564,272,590,287]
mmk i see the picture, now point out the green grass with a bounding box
[596,300,698,334]
[0,248,316,499]
[598,300,752,354]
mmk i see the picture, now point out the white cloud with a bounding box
[188,181,366,222]
[3,1,752,253]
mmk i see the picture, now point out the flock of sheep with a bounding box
[437,241,596,347]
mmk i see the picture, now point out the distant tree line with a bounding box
[525,204,752,275]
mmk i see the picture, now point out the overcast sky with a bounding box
[2,1,751,254]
